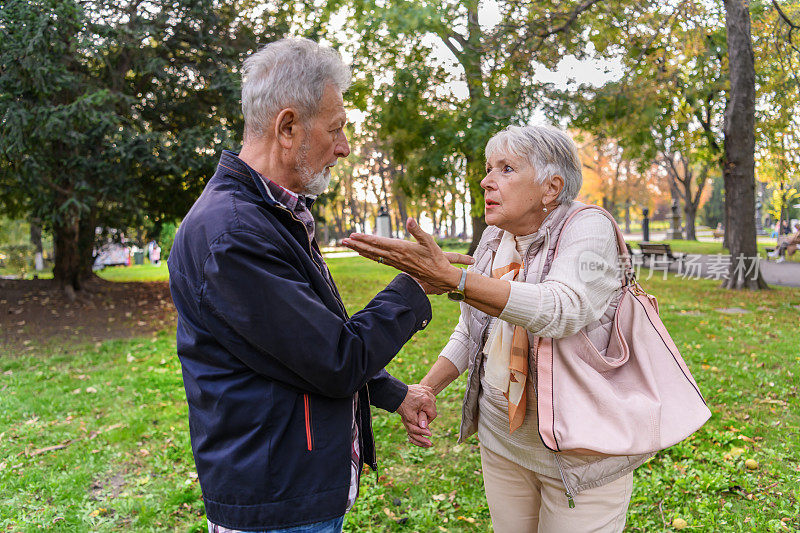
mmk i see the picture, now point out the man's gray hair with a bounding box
[241,38,351,139]
[485,125,583,204]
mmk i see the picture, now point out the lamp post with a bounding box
[642,208,650,243]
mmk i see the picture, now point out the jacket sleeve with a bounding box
[367,369,408,412]
[200,230,431,399]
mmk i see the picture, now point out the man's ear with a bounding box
[274,108,298,150]
[544,175,565,206]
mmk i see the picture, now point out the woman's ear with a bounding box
[274,108,298,150]
[544,175,565,206]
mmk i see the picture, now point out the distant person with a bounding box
[770,222,800,263]
[147,240,161,266]
[167,38,471,533]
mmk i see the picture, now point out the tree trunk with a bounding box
[722,0,767,289]
[624,201,631,234]
[449,201,457,238]
[466,158,486,255]
[461,188,468,238]
[78,208,98,281]
[395,193,409,237]
[684,202,698,240]
[52,208,81,299]
[682,164,710,241]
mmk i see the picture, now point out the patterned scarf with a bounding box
[483,231,530,433]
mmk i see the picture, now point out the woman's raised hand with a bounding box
[342,218,474,293]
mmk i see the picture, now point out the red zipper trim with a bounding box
[303,394,313,451]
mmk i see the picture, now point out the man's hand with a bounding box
[396,384,437,447]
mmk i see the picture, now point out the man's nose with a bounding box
[335,132,350,158]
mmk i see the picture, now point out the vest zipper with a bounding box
[303,393,313,451]
[554,453,576,508]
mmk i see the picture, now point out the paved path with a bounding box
[634,254,800,288]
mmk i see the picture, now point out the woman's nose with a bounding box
[480,173,494,190]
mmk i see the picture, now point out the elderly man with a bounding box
[168,38,469,532]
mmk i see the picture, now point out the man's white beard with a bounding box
[301,168,331,197]
[296,139,332,197]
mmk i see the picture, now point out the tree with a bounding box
[575,134,665,231]
[0,0,287,296]
[722,0,767,289]
[700,174,726,230]
[755,1,800,231]
[335,0,644,253]
[564,2,726,240]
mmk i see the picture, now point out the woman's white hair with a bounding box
[241,38,351,139]
[485,125,583,204]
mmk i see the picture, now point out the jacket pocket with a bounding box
[303,394,314,451]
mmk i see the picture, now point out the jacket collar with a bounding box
[217,150,318,211]
[217,150,282,208]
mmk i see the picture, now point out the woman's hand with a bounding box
[342,218,474,293]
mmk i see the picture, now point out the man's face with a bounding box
[295,84,350,196]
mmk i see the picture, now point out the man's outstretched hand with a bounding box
[396,384,437,447]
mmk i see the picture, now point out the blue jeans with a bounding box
[207,516,344,533]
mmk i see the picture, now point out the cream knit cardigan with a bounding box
[440,211,622,476]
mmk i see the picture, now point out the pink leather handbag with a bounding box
[535,206,711,455]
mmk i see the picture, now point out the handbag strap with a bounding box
[552,204,635,287]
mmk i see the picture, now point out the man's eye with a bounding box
[503,165,513,172]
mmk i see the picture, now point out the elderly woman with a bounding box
[343,125,651,532]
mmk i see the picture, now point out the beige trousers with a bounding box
[480,445,633,533]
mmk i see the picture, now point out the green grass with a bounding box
[1,257,799,531]
[97,263,169,282]
[0,266,53,279]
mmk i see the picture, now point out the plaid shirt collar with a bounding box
[256,172,316,243]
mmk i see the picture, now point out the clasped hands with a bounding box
[396,384,438,447]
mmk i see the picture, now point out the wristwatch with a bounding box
[447,269,468,301]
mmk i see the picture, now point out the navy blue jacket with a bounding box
[167,151,432,530]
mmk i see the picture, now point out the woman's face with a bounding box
[481,150,558,235]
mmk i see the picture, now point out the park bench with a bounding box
[625,242,643,266]
[638,243,687,267]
